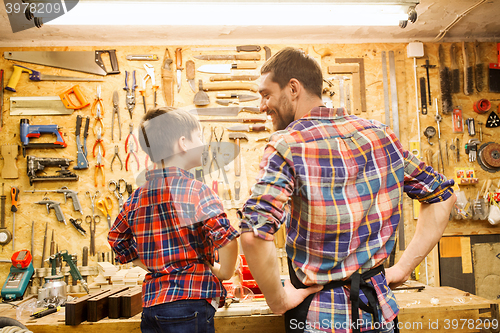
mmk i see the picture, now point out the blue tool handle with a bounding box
[132,70,137,90]
[124,71,129,90]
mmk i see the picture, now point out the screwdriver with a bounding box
[11,186,19,251]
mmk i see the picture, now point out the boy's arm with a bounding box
[210,238,238,280]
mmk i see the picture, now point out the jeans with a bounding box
[140,299,216,333]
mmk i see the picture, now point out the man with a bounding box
[239,47,456,333]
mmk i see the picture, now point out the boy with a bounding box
[108,107,239,333]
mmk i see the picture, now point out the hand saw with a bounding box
[4,50,120,76]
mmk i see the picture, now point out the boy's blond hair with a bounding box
[139,107,200,163]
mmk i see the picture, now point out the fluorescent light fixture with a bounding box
[44,1,415,26]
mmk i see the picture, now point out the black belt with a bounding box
[285,258,393,333]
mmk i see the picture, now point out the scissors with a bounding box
[108,179,127,212]
[96,196,113,229]
[85,214,100,256]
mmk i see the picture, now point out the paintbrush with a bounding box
[438,44,453,114]
[450,44,460,94]
[474,40,484,92]
[462,41,474,95]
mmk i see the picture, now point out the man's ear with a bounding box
[288,78,301,100]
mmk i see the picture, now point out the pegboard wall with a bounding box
[0,42,499,292]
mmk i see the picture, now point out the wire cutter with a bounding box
[111,90,121,141]
[95,147,105,187]
[91,86,104,117]
[111,145,123,171]
[124,70,137,119]
[208,126,224,179]
[92,127,106,157]
[108,179,126,212]
[96,196,113,229]
[93,106,105,135]
[85,190,100,255]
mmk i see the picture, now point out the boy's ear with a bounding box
[177,136,187,153]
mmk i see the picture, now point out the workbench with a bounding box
[0,285,498,333]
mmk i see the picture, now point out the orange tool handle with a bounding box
[59,85,90,110]
[10,187,19,212]
[176,48,183,70]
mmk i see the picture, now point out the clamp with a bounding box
[95,147,105,187]
[110,145,123,171]
[91,86,104,117]
[124,70,137,119]
[92,127,106,157]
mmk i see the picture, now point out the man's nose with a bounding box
[260,99,268,113]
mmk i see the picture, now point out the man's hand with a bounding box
[268,280,323,315]
[384,264,410,289]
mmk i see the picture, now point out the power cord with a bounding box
[435,0,487,41]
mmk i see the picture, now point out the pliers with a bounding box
[95,147,105,187]
[124,70,137,119]
[111,90,121,141]
[126,141,139,171]
[208,126,224,179]
[140,63,157,113]
[125,123,140,171]
[92,127,106,157]
[111,145,123,171]
[91,86,104,117]
[93,106,105,135]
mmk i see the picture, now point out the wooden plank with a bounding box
[65,289,108,326]
[108,288,133,319]
[335,58,367,113]
[460,237,473,274]
[440,236,462,258]
[121,286,142,318]
[327,64,361,115]
[87,287,129,322]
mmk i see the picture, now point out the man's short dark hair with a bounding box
[139,107,200,163]
[261,47,323,99]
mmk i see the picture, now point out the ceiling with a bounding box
[0,0,499,46]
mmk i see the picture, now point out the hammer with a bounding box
[228,132,249,177]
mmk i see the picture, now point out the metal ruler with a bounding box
[388,51,400,138]
[382,52,390,127]
[388,51,405,251]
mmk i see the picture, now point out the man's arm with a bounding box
[241,233,322,314]
[210,239,238,281]
[385,193,456,288]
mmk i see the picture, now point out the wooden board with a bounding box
[121,286,142,318]
[87,287,129,322]
[108,288,132,319]
[65,289,108,326]
[327,64,361,115]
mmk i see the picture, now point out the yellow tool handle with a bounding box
[59,85,90,110]
[6,65,32,92]
[202,82,258,92]
[234,63,258,70]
